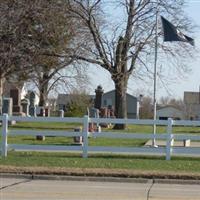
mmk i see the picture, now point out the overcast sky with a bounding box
[88,0,200,101]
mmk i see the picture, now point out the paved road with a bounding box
[1,177,200,200]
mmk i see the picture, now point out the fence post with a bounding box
[2,113,8,157]
[166,118,173,160]
[82,115,89,158]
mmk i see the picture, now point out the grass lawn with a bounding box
[3,122,200,147]
[1,152,200,174]
[10,121,81,130]
[1,122,200,174]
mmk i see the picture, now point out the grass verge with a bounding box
[1,123,200,177]
[1,151,200,174]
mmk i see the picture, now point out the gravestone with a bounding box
[45,108,50,117]
[29,91,36,106]
[10,88,22,113]
[2,98,13,116]
[88,107,101,132]
[89,108,99,118]
[100,107,109,128]
[73,127,83,145]
[36,106,45,117]
[29,91,36,116]
[59,110,64,118]
[21,98,30,116]
[29,106,36,117]
[94,85,104,109]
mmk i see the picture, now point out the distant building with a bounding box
[46,98,57,111]
[184,91,200,120]
[56,93,95,111]
[57,90,138,119]
[101,90,138,119]
[156,105,184,120]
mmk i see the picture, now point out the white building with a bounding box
[156,105,184,120]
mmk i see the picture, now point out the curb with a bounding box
[1,173,200,185]
[0,173,150,184]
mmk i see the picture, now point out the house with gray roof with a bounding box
[101,90,138,119]
[56,93,95,111]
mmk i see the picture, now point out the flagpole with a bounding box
[152,0,159,147]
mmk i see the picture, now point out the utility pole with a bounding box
[152,0,159,147]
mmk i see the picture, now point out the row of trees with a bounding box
[0,0,195,128]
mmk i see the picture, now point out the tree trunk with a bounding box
[38,74,49,107]
[113,75,128,129]
[38,87,46,107]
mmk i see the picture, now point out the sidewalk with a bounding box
[1,176,200,200]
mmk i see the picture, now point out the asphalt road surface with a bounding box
[1,177,200,200]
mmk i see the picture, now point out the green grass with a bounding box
[3,122,150,147]
[1,152,200,174]
[1,122,200,173]
[10,121,81,130]
[1,122,200,148]
[5,135,146,147]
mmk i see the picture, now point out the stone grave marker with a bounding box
[21,98,30,116]
[94,85,104,109]
[2,98,13,116]
[10,88,22,114]
[29,91,36,116]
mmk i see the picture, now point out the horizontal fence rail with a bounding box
[8,144,82,152]
[1,114,200,160]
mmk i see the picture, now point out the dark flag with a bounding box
[161,16,194,46]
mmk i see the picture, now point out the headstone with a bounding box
[40,108,45,117]
[110,107,115,118]
[29,106,36,117]
[88,108,101,132]
[45,108,50,117]
[36,135,45,141]
[2,98,13,116]
[21,98,30,116]
[89,108,99,118]
[73,127,83,145]
[94,85,104,109]
[29,91,36,106]
[29,91,36,116]
[100,107,109,128]
[100,107,108,118]
[36,106,45,117]
[60,110,64,118]
[10,88,22,113]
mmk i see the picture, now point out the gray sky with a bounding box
[89,0,200,101]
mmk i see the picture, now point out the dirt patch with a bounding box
[1,165,200,180]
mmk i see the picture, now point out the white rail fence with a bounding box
[1,114,200,160]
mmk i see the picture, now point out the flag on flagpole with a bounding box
[161,16,194,46]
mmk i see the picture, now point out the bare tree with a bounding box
[0,0,89,108]
[29,63,89,106]
[139,96,153,119]
[64,0,194,129]
[0,0,35,111]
